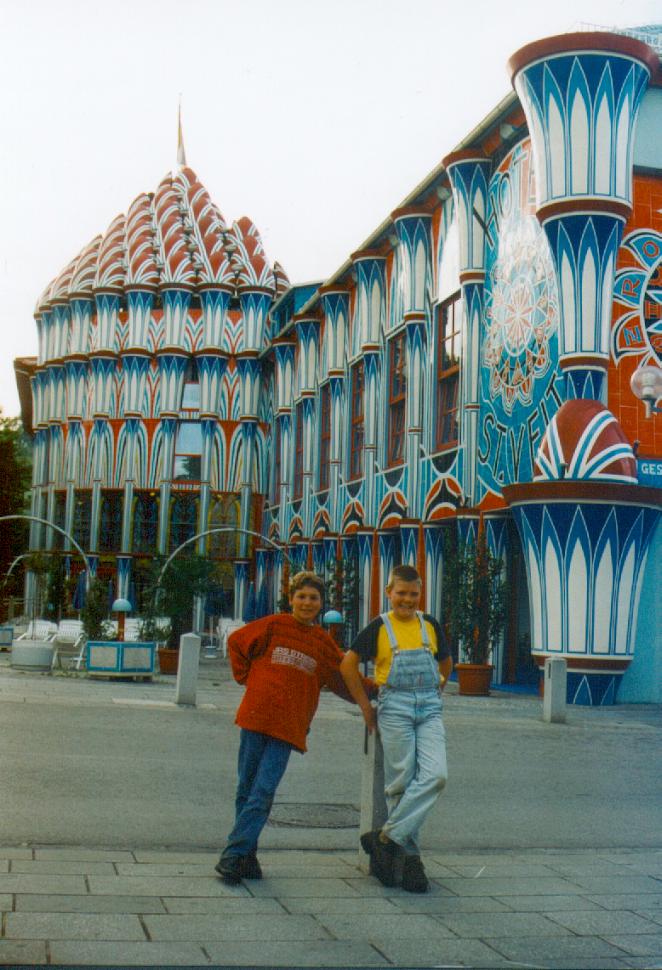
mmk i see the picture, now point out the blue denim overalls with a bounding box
[377,611,448,855]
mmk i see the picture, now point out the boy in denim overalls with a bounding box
[341,564,452,892]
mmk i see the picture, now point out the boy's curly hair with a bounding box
[288,571,325,597]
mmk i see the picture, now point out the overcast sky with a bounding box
[1,0,659,418]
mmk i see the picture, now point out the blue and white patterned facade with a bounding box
[17,28,661,703]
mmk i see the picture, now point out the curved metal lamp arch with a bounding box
[0,515,93,587]
[157,527,295,587]
[2,552,33,588]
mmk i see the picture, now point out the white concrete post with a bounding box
[358,723,386,873]
[543,657,567,724]
[175,632,201,707]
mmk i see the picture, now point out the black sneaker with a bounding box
[402,854,429,893]
[214,855,242,885]
[238,852,262,880]
[360,830,398,887]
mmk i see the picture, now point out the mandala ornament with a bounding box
[612,229,662,368]
[484,205,558,415]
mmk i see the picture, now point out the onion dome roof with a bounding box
[69,235,102,298]
[534,400,637,484]
[36,167,287,309]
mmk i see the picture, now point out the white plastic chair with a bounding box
[16,620,58,641]
[123,618,143,642]
[51,620,86,671]
[219,619,244,659]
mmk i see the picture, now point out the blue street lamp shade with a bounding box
[243,582,257,622]
[111,598,132,613]
[322,609,343,625]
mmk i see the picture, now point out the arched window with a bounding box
[208,495,240,559]
[98,491,123,552]
[52,491,66,550]
[434,292,462,450]
[387,332,407,466]
[72,491,91,551]
[170,494,198,552]
[349,361,365,480]
[133,492,159,554]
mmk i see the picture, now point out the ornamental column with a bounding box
[236,353,261,558]
[442,151,492,507]
[509,32,658,401]
[352,250,386,526]
[320,286,349,533]
[294,314,321,538]
[273,338,296,539]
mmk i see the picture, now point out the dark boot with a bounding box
[360,830,398,887]
[238,852,263,880]
[402,854,429,893]
[214,855,242,885]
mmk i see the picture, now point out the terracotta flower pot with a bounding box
[157,647,179,675]
[456,663,493,696]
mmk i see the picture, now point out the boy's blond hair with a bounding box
[288,570,325,598]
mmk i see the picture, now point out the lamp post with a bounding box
[630,365,662,418]
[322,608,343,646]
[111,597,132,642]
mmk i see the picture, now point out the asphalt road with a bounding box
[1,666,660,852]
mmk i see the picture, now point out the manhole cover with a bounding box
[268,802,360,829]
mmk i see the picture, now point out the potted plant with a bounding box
[442,526,507,696]
[10,552,57,671]
[142,554,217,674]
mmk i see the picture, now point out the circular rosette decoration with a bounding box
[612,229,662,368]
[484,216,558,414]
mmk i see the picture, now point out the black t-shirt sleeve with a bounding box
[426,614,451,662]
[349,616,383,663]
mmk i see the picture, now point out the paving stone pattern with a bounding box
[0,847,661,967]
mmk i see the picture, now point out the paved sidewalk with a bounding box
[1,844,661,968]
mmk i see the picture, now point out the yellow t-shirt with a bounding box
[374,612,438,686]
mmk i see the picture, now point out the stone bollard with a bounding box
[543,657,567,724]
[358,720,387,873]
[175,632,201,707]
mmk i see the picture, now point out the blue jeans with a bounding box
[378,687,448,855]
[222,729,293,860]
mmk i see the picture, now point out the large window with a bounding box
[181,358,201,413]
[52,491,66,550]
[293,402,304,499]
[319,384,331,491]
[169,494,198,552]
[72,491,91,551]
[98,491,123,552]
[133,492,159,554]
[349,361,365,479]
[209,495,239,559]
[272,420,282,504]
[435,293,461,450]
[173,422,203,482]
[387,332,407,466]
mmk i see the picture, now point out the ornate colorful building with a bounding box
[16,27,662,703]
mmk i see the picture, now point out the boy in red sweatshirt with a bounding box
[215,570,374,884]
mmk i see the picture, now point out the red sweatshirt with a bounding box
[228,613,371,752]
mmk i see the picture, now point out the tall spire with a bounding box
[177,97,187,168]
